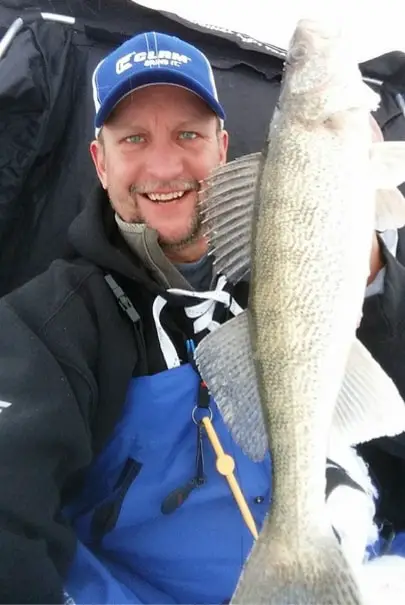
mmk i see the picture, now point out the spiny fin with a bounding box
[375,187,405,230]
[194,313,405,463]
[199,152,262,284]
[194,310,267,461]
[331,338,405,447]
[370,141,405,189]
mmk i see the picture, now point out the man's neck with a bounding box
[174,253,214,291]
[162,238,208,264]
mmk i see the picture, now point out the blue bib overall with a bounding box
[63,363,271,604]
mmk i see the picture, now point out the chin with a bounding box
[160,233,194,248]
[158,222,199,244]
[162,227,205,248]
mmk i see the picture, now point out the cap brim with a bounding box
[95,68,226,128]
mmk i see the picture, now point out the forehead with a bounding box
[107,84,216,127]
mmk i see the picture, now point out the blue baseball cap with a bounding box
[92,31,226,132]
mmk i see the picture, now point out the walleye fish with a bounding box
[193,18,405,605]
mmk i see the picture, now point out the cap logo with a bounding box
[116,50,192,75]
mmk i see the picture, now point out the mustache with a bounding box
[130,180,200,194]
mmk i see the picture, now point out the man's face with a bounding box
[90,85,228,259]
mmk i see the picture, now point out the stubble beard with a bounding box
[158,208,203,253]
[108,185,203,252]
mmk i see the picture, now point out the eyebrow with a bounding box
[176,117,213,129]
[111,115,214,135]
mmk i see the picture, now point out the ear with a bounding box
[89,139,108,189]
[218,128,229,166]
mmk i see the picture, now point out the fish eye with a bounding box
[287,44,308,64]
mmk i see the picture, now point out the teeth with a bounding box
[147,191,186,202]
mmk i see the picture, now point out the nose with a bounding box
[144,139,185,182]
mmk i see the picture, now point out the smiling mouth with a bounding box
[142,191,190,204]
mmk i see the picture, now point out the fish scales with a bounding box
[233,20,379,603]
[249,115,374,541]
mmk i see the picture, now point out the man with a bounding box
[0,30,403,605]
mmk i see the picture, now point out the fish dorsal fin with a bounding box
[199,152,262,284]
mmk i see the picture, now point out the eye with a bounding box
[125,134,146,144]
[286,43,308,65]
[178,131,198,140]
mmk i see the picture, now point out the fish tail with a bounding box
[231,533,365,605]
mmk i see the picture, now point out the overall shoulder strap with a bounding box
[103,272,148,376]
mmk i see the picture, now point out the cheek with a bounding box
[105,154,137,190]
[189,148,223,180]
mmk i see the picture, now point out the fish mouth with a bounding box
[287,18,343,66]
[294,18,343,42]
[281,18,348,100]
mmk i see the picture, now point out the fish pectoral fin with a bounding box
[375,187,405,230]
[332,337,405,446]
[370,141,405,189]
[194,310,268,461]
[199,152,262,284]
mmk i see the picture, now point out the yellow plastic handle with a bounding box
[201,416,259,540]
